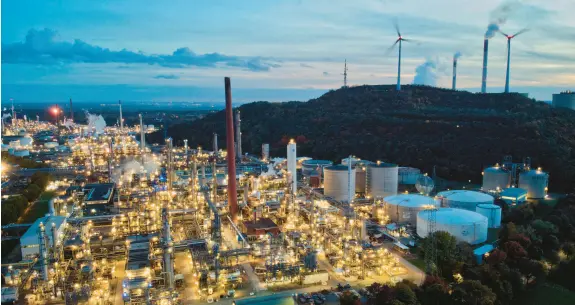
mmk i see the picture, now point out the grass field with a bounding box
[18,191,56,224]
[514,283,575,305]
[407,258,426,271]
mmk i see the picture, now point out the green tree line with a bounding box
[1,172,52,225]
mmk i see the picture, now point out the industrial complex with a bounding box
[0,77,556,305]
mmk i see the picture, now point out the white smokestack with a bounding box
[118,100,123,130]
[287,139,297,195]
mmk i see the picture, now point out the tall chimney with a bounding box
[139,114,146,154]
[481,39,489,93]
[287,139,297,195]
[235,110,242,160]
[166,138,173,193]
[452,58,457,90]
[118,100,124,130]
[225,77,238,222]
[69,98,74,122]
[213,133,218,154]
[162,208,174,289]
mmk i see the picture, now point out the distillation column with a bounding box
[162,208,175,289]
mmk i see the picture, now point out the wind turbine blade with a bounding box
[393,19,401,37]
[499,31,509,38]
[512,28,529,38]
[384,40,400,56]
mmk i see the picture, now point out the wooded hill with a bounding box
[149,85,575,192]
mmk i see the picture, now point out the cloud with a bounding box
[300,63,314,68]
[154,74,179,80]
[2,28,280,72]
[522,50,575,62]
[323,71,329,76]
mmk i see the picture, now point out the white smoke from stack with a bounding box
[454,52,462,60]
[84,111,107,134]
[63,118,74,131]
[413,59,438,86]
[112,156,162,184]
[485,1,517,38]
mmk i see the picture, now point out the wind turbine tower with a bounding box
[387,22,413,91]
[501,29,528,93]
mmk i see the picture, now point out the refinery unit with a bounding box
[0,79,559,305]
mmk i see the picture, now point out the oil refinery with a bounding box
[0,78,559,305]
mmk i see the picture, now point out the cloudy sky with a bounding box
[2,0,574,102]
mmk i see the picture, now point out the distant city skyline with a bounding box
[2,0,574,102]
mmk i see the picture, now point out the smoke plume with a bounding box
[413,59,438,86]
[454,52,462,60]
[84,111,106,134]
[485,1,518,38]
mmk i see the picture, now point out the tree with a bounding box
[531,219,558,236]
[516,258,546,286]
[30,172,51,190]
[366,283,395,305]
[395,282,417,305]
[451,280,497,305]
[339,290,361,305]
[23,184,42,202]
[486,249,507,265]
[422,231,458,276]
[501,241,527,260]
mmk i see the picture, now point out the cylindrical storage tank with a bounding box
[384,194,438,225]
[44,142,58,149]
[12,149,30,157]
[436,190,494,211]
[324,165,355,202]
[398,167,421,185]
[417,208,488,245]
[476,204,502,228]
[301,160,333,176]
[519,168,549,199]
[19,136,34,147]
[482,165,511,191]
[366,162,398,199]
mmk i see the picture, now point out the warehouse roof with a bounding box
[83,183,115,202]
[21,216,66,244]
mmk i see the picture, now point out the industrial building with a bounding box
[436,190,494,211]
[552,90,575,110]
[20,216,67,259]
[301,159,333,176]
[417,208,488,245]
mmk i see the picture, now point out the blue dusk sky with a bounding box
[1,0,574,102]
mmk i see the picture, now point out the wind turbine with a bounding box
[386,21,414,91]
[500,28,528,93]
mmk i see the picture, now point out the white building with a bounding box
[20,216,67,259]
[552,90,575,110]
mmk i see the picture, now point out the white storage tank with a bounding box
[11,149,30,157]
[44,142,58,149]
[384,194,438,225]
[324,165,355,202]
[475,203,502,228]
[417,208,488,245]
[19,136,34,147]
[482,164,511,192]
[398,167,422,185]
[366,162,398,199]
[302,160,333,176]
[519,168,549,199]
[436,190,494,211]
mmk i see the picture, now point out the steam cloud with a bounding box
[84,111,107,134]
[413,59,438,86]
[485,1,517,38]
[454,52,462,60]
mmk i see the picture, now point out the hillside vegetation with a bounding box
[149,85,575,192]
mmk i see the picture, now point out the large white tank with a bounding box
[482,165,511,191]
[11,149,30,157]
[436,190,494,211]
[301,160,333,176]
[19,136,34,147]
[384,194,438,225]
[44,142,58,149]
[287,140,297,194]
[475,204,502,228]
[398,167,422,185]
[324,165,355,203]
[366,162,398,198]
[519,168,549,199]
[417,208,488,245]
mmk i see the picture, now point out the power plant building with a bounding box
[552,90,575,110]
[20,216,67,259]
[417,208,488,245]
[301,160,333,176]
